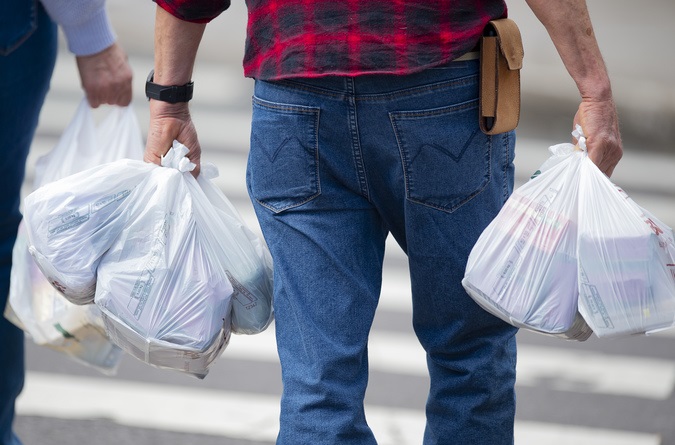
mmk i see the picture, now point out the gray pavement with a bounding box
[11,1,675,444]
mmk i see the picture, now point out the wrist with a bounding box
[145,69,193,103]
[149,98,190,118]
[576,68,613,102]
[580,89,614,104]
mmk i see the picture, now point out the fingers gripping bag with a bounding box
[6,100,143,373]
[576,147,675,338]
[462,137,592,341]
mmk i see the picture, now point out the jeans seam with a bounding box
[391,99,478,118]
[346,78,370,200]
[269,75,477,102]
[389,116,412,209]
[266,80,344,99]
[255,193,322,213]
[502,131,513,203]
[252,96,318,114]
[354,76,477,102]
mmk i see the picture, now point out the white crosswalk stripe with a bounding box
[213,327,675,401]
[17,372,662,445]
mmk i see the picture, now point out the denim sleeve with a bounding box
[39,0,115,56]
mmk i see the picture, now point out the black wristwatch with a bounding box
[145,69,194,103]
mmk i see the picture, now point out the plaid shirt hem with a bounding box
[155,0,507,80]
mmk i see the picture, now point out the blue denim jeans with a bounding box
[0,2,57,444]
[248,59,518,445]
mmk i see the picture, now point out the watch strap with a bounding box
[145,69,194,103]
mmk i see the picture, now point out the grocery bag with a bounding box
[462,141,591,340]
[6,99,143,373]
[23,142,274,377]
[198,162,274,335]
[24,159,147,305]
[32,99,144,185]
[576,154,675,337]
[464,125,675,341]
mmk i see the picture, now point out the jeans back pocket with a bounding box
[0,0,38,56]
[390,99,491,213]
[248,97,321,213]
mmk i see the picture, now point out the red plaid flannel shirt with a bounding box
[155,0,507,80]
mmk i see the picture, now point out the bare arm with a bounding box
[144,6,206,175]
[526,0,623,176]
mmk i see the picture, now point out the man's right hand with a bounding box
[145,100,202,177]
[145,5,208,177]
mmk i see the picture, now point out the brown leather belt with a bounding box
[454,51,480,62]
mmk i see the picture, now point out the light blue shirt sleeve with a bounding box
[39,0,116,56]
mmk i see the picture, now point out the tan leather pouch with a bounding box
[479,18,524,135]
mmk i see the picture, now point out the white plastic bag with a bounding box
[462,141,591,341]
[24,142,274,377]
[198,162,274,335]
[32,99,144,186]
[25,156,230,377]
[577,158,675,337]
[464,126,675,340]
[25,159,148,304]
[96,161,233,377]
[6,99,143,373]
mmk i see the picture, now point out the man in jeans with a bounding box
[145,1,622,443]
[0,0,132,443]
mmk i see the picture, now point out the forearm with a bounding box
[527,0,622,176]
[525,0,612,101]
[145,5,208,174]
[153,5,206,86]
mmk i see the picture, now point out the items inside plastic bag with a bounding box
[462,140,592,341]
[6,224,123,373]
[23,141,274,377]
[6,99,143,373]
[197,161,274,335]
[463,126,675,340]
[94,158,234,378]
[577,160,675,337]
[25,159,149,304]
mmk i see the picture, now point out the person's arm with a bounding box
[144,5,206,175]
[39,0,132,107]
[525,0,623,177]
[75,43,132,108]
